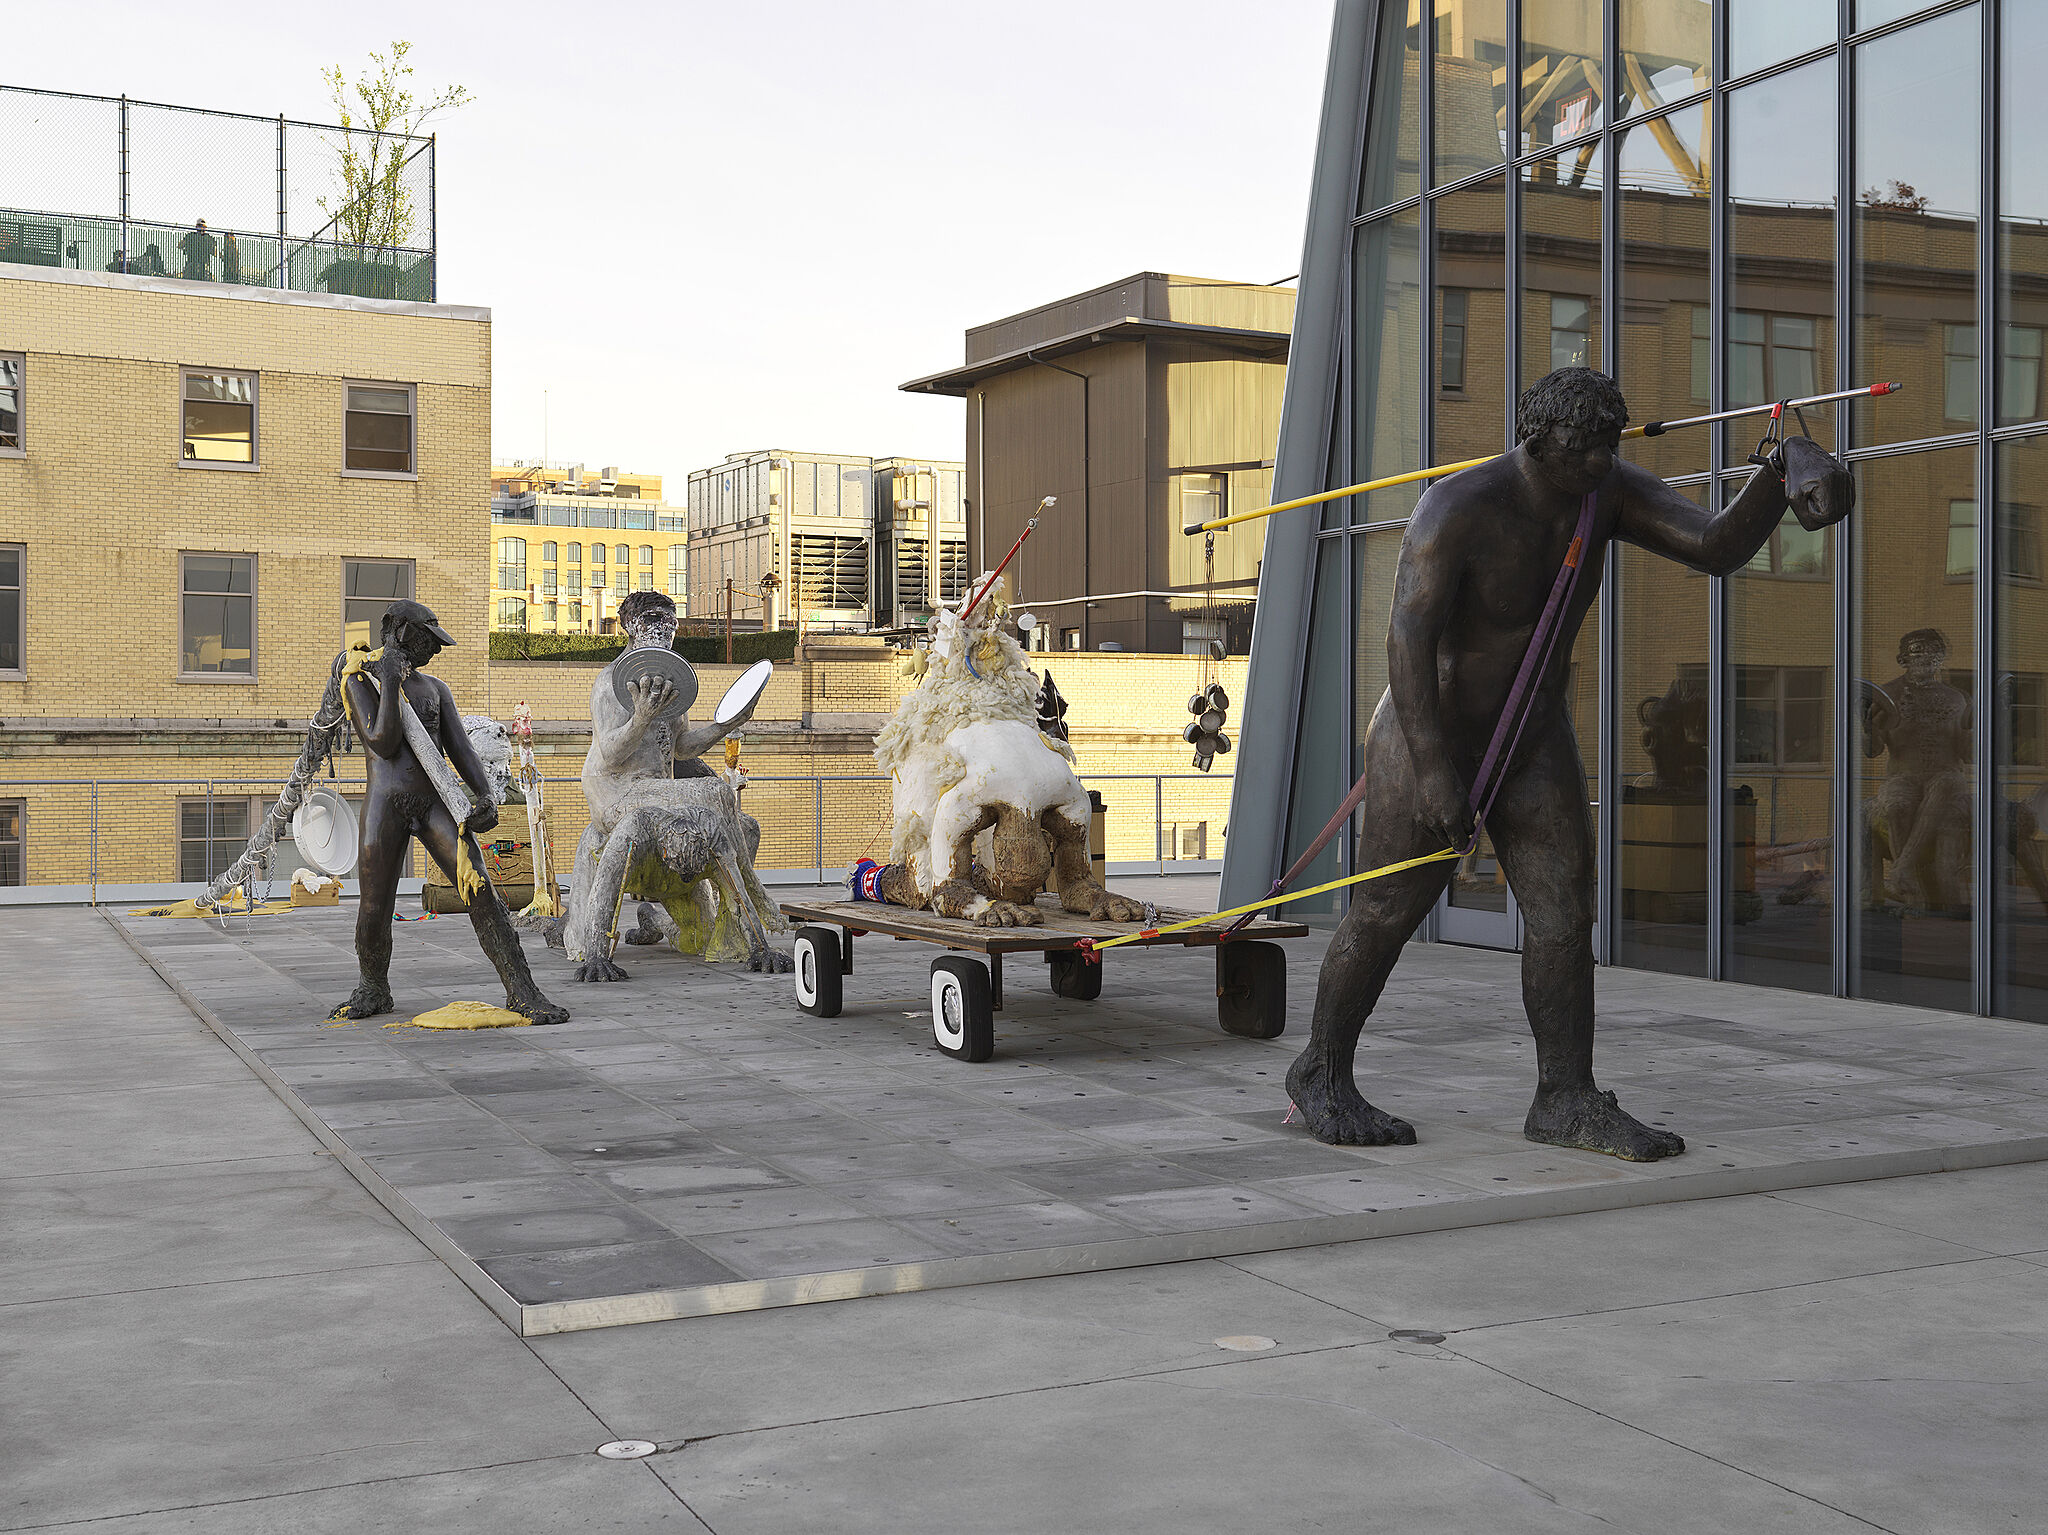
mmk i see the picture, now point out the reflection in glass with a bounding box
[1999,3,2048,428]
[1433,174,1507,468]
[1728,0,1834,81]
[1995,434,2048,1021]
[1282,539,1346,925]
[1359,0,1421,213]
[1621,0,1711,118]
[1852,8,1979,448]
[1728,480,1835,991]
[1726,58,1837,467]
[1619,102,1710,481]
[1433,0,1508,186]
[1521,0,1603,159]
[1856,0,1938,29]
[1521,176,1603,396]
[1618,514,1710,975]
[1569,609,1600,923]
[1852,447,1977,1012]
[1350,208,1423,527]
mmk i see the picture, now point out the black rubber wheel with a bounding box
[930,956,995,1062]
[793,926,843,1017]
[1217,940,1286,1039]
[1046,949,1103,1001]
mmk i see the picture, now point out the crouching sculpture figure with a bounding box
[563,591,791,978]
[866,578,1145,927]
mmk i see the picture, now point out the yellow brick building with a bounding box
[488,463,688,636]
[0,262,492,893]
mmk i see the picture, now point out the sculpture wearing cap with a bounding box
[561,590,791,977]
[331,600,570,1024]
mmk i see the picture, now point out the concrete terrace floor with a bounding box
[4,886,2048,1532]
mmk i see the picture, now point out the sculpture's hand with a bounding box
[466,804,500,837]
[1417,763,1474,851]
[628,676,674,724]
[373,646,409,686]
[1781,436,1856,534]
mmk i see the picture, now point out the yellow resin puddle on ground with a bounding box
[382,1001,531,1031]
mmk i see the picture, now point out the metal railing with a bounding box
[0,772,1234,903]
[0,84,435,301]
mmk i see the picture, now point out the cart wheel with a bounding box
[1046,949,1103,1001]
[793,926,843,1017]
[930,956,994,1062]
[1217,940,1286,1039]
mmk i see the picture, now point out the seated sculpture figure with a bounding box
[563,590,790,978]
[1862,628,1974,912]
[866,579,1145,927]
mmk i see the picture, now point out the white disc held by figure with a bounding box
[714,658,776,725]
[611,648,699,723]
[290,786,360,876]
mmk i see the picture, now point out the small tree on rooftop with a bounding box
[319,41,473,249]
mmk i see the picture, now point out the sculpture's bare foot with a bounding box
[1525,1086,1684,1161]
[506,985,570,1026]
[749,946,795,974]
[976,899,1043,928]
[623,903,665,946]
[573,954,630,983]
[1284,1051,1416,1146]
[1089,890,1147,923]
[329,981,395,1021]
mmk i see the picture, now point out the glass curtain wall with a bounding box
[1284,0,2048,1022]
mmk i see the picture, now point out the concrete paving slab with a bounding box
[99,900,2048,1336]
[647,1344,1880,1535]
[38,1457,711,1533]
[1445,1255,2048,1533]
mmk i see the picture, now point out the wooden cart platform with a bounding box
[778,894,1308,1062]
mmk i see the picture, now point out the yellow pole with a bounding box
[1194,452,1500,533]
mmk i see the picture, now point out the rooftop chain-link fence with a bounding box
[0,85,435,301]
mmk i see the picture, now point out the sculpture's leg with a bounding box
[1878,778,1928,906]
[569,809,658,982]
[929,794,1038,926]
[1490,724,1682,1161]
[712,850,793,972]
[417,807,569,1024]
[2005,800,2048,912]
[331,807,403,1020]
[875,861,929,910]
[1286,724,1444,1146]
[1046,803,1144,922]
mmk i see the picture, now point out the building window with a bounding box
[542,541,558,562]
[668,545,687,597]
[2011,674,2046,769]
[179,798,252,883]
[180,553,254,675]
[1690,307,1710,401]
[2003,324,2044,424]
[1063,627,1081,651]
[343,383,416,475]
[343,560,413,654]
[1439,289,1468,392]
[1947,499,2043,581]
[1944,324,1979,424]
[1744,515,1828,578]
[1162,822,1209,861]
[1549,294,1592,372]
[0,352,22,454]
[496,536,527,594]
[1734,666,1828,768]
[544,601,559,624]
[1178,473,1225,535]
[497,597,528,630]
[0,799,22,885]
[1727,310,1818,408]
[181,369,257,465]
[540,571,557,596]
[591,542,605,568]
[567,601,582,626]
[637,572,653,591]
[638,544,654,568]
[614,543,630,569]
[0,543,20,675]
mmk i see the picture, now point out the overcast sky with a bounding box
[13,2,1332,487]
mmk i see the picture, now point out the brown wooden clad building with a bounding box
[902,273,1294,656]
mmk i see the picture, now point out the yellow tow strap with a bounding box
[1079,845,1463,957]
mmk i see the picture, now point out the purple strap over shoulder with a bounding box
[1236,491,1601,927]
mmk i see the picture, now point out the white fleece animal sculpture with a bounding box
[869,579,1145,927]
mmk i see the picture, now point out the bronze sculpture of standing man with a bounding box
[330,599,569,1025]
[1288,369,1853,1159]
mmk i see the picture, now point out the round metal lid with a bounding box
[610,647,698,723]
